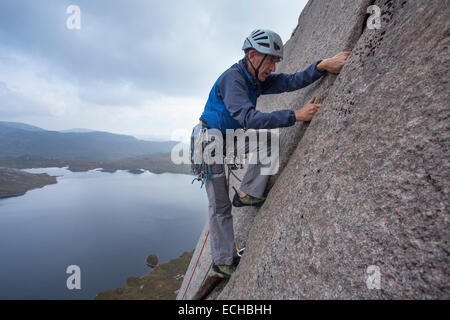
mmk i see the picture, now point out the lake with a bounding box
[0,167,209,299]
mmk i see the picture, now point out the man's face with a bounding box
[249,51,280,82]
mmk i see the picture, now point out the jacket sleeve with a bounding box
[260,60,327,95]
[218,73,296,130]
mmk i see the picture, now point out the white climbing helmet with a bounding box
[242,29,284,60]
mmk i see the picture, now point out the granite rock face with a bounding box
[259,0,372,191]
[218,0,449,299]
[230,0,374,267]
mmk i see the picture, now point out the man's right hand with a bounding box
[295,97,322,121]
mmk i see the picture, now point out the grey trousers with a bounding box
[205,132,275,266]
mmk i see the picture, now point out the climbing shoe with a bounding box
[213,264,236,278]
[232,188,265,207]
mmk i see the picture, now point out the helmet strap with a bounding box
[245,52,267,85]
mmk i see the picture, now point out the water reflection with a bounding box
[0,167,208,299]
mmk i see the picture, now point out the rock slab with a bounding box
[219,0,449,299]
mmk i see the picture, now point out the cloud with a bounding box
[0,51,80,118]
[0,0,308,139]
[0,81,48,118]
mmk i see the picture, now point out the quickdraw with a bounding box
[191,172,211,188]
[234,242,245,257]
[190,123,211,188]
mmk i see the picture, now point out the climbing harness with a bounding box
[190,122,211,188]
[190,122,245,188]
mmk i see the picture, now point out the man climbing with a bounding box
[198,29,350,277]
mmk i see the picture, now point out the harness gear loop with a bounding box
[190,122,211,188]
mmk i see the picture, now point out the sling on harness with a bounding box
[190,122,215,187]
[190,121,244,188]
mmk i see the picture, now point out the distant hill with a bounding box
[0,121,178,161]
[59,128,97,133]
[0,121,46,132]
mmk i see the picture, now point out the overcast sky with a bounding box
[0,0,308,141]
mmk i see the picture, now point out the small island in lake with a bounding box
[146,254,159,267]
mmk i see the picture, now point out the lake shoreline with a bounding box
[0,166,207,300]
[94,251,194,300]
[0,154,192,176]
[0,166,193,200]
[0,154,194,200]
[0,167,58,199]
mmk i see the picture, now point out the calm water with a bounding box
[0,167,208,300]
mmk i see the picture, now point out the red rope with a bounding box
[181,229,210,300]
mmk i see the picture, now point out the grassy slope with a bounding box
[94,251,193,300]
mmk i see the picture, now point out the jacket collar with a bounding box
[238,58,257,86]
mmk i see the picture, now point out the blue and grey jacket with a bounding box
[199,58,327,133]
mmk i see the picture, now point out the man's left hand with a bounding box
[317,51,351,74]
